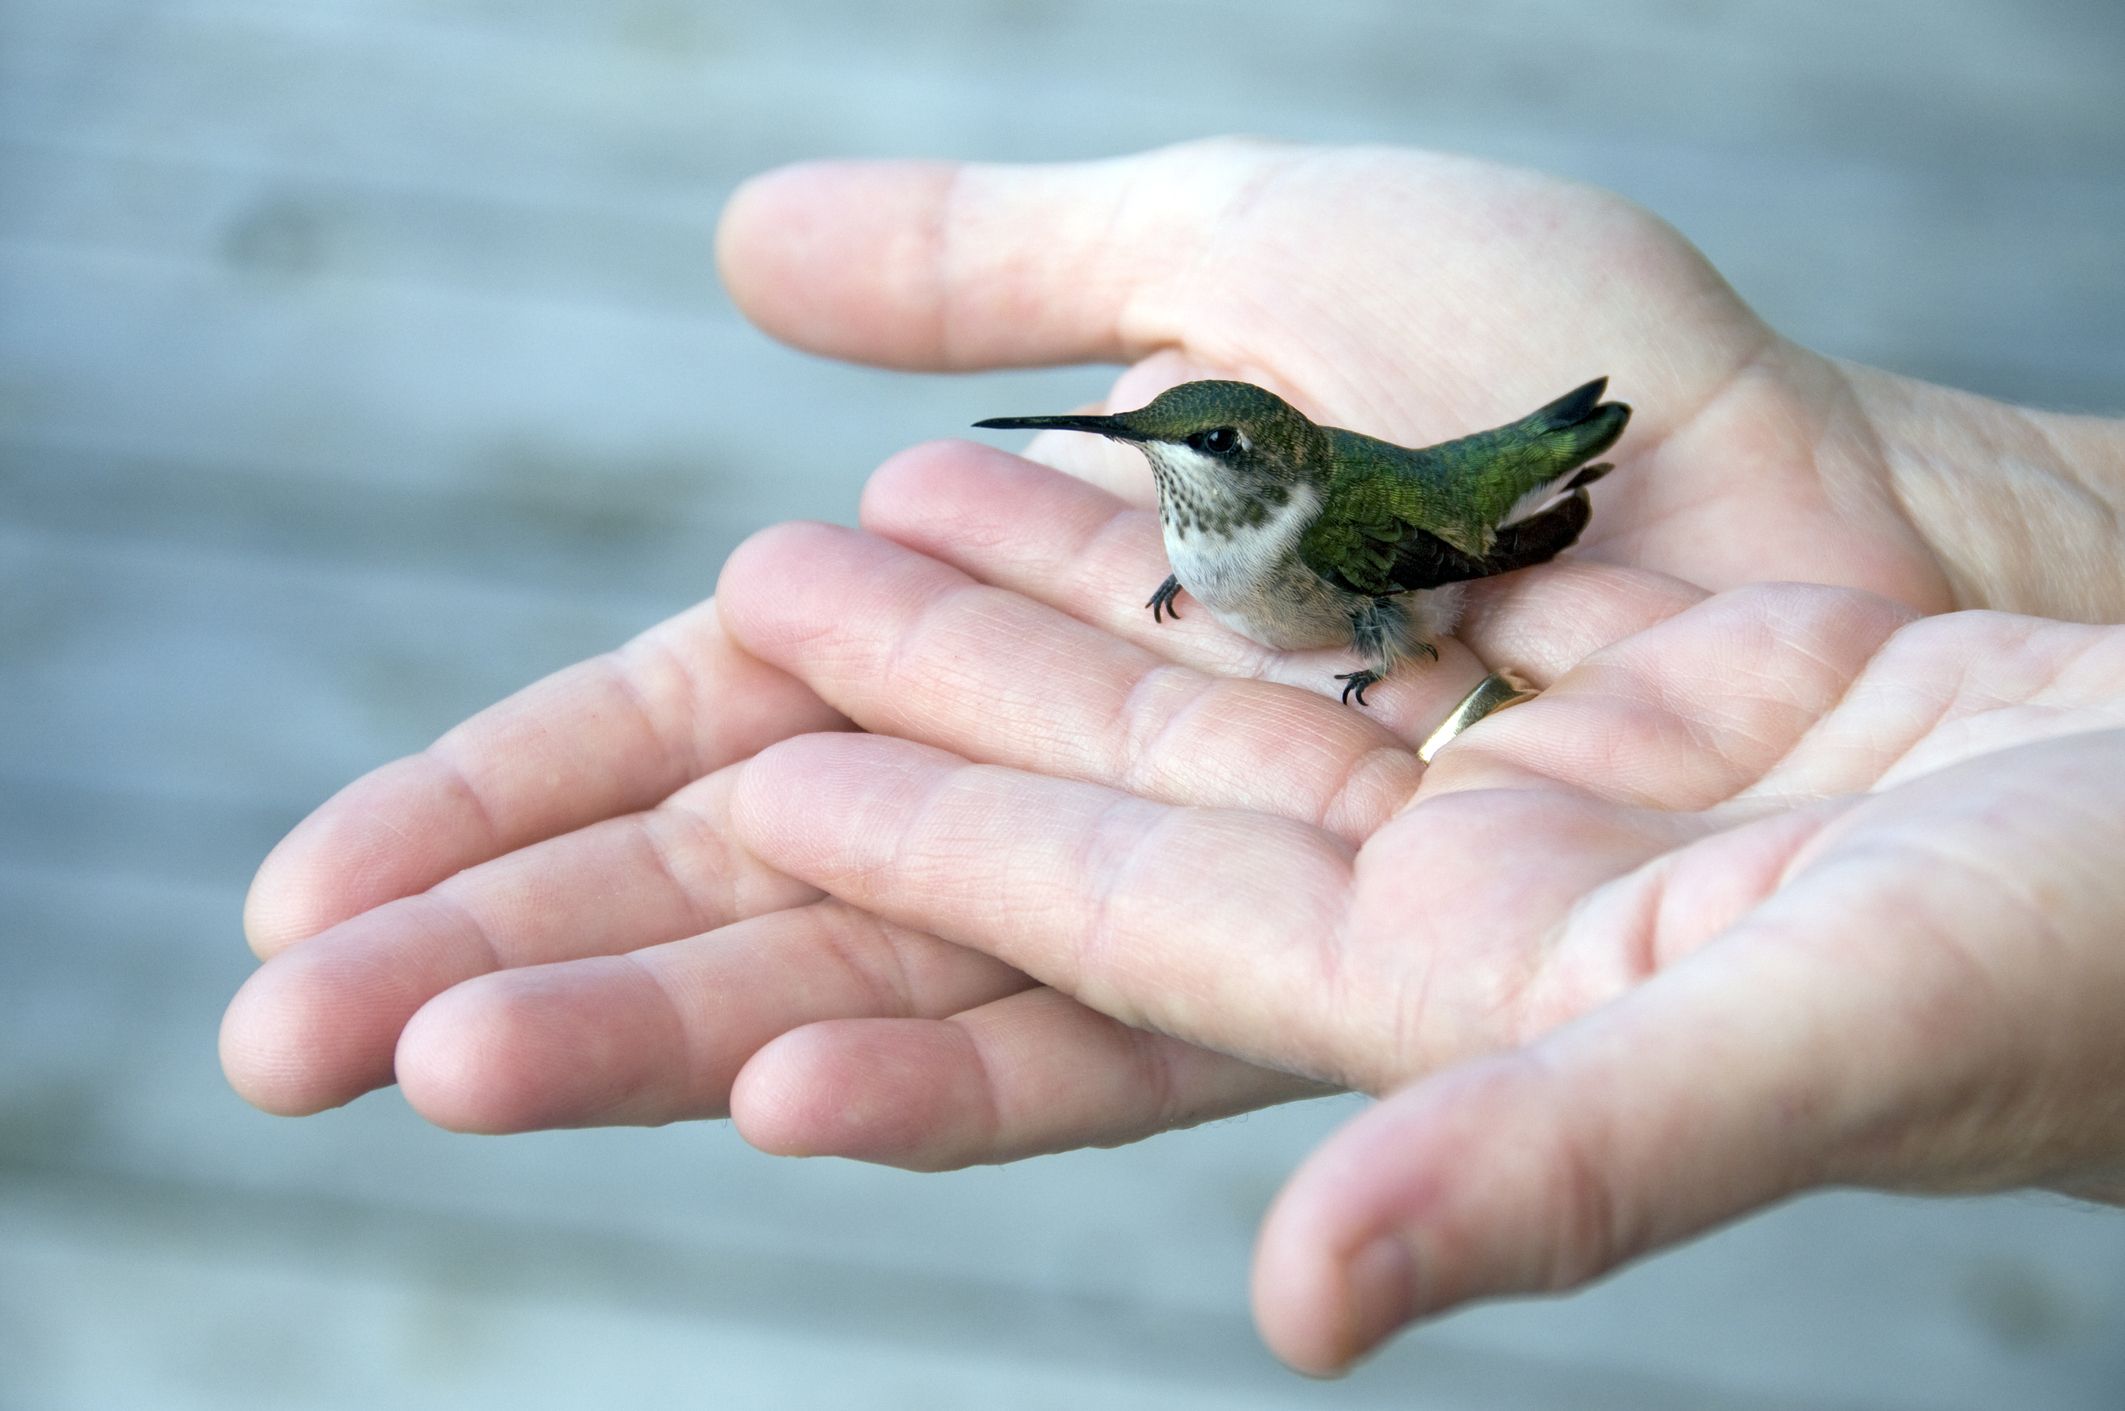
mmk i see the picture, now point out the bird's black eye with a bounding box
[1191,427,1241,456]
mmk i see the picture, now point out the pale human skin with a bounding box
[221,141,2125,1374]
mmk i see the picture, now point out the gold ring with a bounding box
[1417,671,1539,762]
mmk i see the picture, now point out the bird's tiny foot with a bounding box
[1413,639,1439,662]
[1335,669,1383,707]
[1146,575,1185,623]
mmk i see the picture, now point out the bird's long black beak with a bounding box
[972,413,1146,441]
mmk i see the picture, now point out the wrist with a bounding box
[1843,364,2125,621]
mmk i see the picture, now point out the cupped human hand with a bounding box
[721,447,2125,1374]
[219,137,1771,1137]
[223,137,2124,1235]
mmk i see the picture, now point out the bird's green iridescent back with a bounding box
[1296,380,1629,595]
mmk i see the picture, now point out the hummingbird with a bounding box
[974,378,1630,705]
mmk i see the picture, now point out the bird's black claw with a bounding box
[1335,669,1382,707]
[1413,639,1439,662]
[1146,575,1184,623]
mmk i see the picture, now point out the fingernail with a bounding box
[1344,1235,1420,1363]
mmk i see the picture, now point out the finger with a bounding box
[244,599,849,957]
[221,764,821,1115]
[718,515,1441,840]
[1761,612,2125,795]
[1418,582,1915,808]
[390,902,1033,1134]
[731,733,1367,1083]
[1455,562,1704,686]
[736,734,1715,1090]
[1252,930,1857,1375]
[716,142,1287,370]
[858,441,1282,680]
[861,435,1698,693]
[732,986,1327,1171]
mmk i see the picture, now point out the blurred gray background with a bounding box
[4,2,2124,1407]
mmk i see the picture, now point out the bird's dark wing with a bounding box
[1299,467,1607,597]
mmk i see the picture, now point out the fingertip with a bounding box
[715,518,849,600]
[242,834,319,961]
[394,980,533,1133]
[224,897,504,1116]
[716,517,975,690]
[732,1020,985,1170]
[1252,1186,1364,1377]
[1252,1096,1413,1377]
[219,947,397,1116]
[712,163,798,293]
[1253,1059,1548,1373]
[395,967,657,1134]
[716,148,1245,370]
[727,1026,845,1157]
[859,437,1122,560]
[734,729,957,808]
[714,161,821,313]
[242,752,512,960]
[713,518,849,639]
[241,769,414,958]
[857,439,1007,542]
[715,159,959,365]
[721,736,813,878]
[729,734,959,884]
[1253,1237,1416,1381]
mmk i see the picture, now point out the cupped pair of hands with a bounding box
[220,141,2125,1375]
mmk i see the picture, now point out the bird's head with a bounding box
[976,381,1332,515]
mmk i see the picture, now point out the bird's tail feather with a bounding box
[1525,377,1630,469]
[1457,377,1631,536]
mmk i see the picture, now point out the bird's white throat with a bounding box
[1144,443,1321,621]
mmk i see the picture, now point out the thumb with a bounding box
[1252,934,1862,1376]
[713,140,1288,370]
